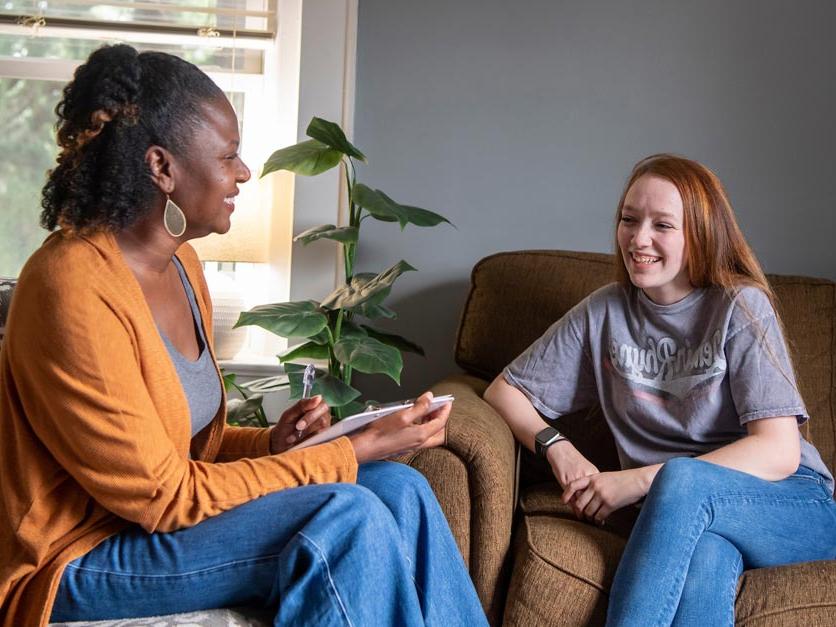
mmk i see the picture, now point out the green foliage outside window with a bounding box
[0,77,61,277]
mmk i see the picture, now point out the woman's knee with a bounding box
[358,461,437,512]
[381,461,432,491]
[271,481,398,540]
[651,457,715,499]
[322,482,391,517]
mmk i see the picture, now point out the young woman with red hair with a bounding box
[485,154,835,626]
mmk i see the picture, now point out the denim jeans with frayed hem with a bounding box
[607,458,836,627]
[50,461,488,626]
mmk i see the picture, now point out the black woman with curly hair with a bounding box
[0,44,487,626]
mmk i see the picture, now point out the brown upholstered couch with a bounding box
[405,249,836,626]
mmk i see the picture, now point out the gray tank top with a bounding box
[158,257,222,436]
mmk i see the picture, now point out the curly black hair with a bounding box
[40,44,224,232]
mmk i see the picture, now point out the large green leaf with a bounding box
[348,274,395,318]
[235,300,328,339]
[321,260,416,310]
[262,139,342,177]
[337,319,368,340]
[279,341,331,364]
[361,325,425,356]
[221,371,239,393]
[350,274,389,305]
[333,335,402,383]
[307,328,332,345]
[353,184,452,229]
[401,204,453,228]
[353,184,403,225]
[306,117,367,162]
[339,400,367,418]
[294,224,359,245]
[285,363,361,408]
[360,302,397,319]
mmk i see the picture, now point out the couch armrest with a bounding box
[402,373,517,625]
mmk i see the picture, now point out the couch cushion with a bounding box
[736,560,836,626]
[503,513,624,626]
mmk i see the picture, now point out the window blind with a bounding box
[1,0,277,39]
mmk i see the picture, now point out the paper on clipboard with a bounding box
[288,394,454,451]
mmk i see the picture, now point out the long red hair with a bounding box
[614,154,773,302]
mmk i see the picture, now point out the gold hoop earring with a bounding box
[163,195,187,238]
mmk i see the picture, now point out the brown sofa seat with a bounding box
[427,250,836,626]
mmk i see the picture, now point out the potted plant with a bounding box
[230,117,451,420]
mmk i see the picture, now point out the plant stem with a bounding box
[343,159,356,282]
[335,157,360,415]
[328,347,340,378]
[335,308,344,340]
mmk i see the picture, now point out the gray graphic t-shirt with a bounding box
[504,283,834,493]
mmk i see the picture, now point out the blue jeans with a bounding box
[51,462,487,626]
[607,458,836,627]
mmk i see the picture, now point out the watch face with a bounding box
[536,427,560,445]
[535,426,563,457]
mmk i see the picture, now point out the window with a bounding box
[0,0,358,367]
[0,2,282,362]
[0,1,276,271]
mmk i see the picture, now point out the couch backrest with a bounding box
[455,250,836,475]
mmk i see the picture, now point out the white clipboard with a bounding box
[288,394,454,451]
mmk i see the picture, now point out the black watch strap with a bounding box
[535,426,567,458]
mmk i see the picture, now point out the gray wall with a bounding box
[352,0,836,400]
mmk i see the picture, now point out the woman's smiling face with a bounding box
[170,96,251,238]
[617,174,693,305]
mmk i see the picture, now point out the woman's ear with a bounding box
[145,145,175,195]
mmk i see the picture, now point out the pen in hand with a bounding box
[297,364,316,440]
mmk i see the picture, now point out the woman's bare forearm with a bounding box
[697,416,801,481]
[483,375,548,453]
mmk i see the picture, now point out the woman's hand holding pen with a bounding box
[269,395,332,454]
[349,391,451,463]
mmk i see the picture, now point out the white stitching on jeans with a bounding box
[65,554,283,578]
[297,531,354,627]
[727,550,743,627]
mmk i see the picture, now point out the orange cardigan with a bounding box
[0,230,358,626]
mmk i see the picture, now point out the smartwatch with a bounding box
[535,426,567,458]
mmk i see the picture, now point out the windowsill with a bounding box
[219,353,284,377]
